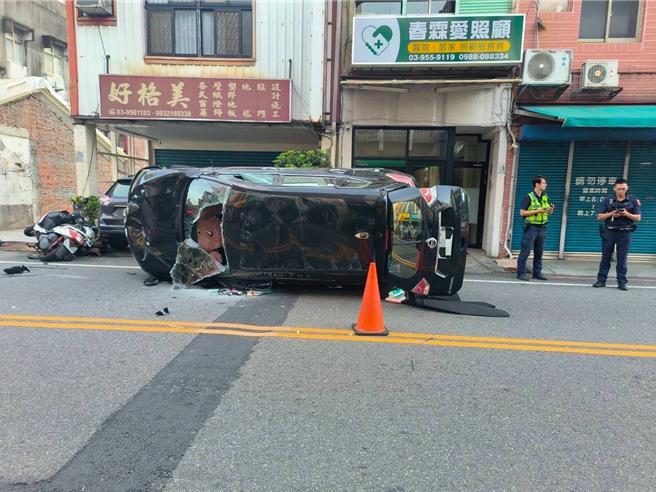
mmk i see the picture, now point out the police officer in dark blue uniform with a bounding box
[593,178,642,290]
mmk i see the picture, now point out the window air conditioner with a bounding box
[581,61,620,88]
[75,0,113,17]
[521,49,572,86]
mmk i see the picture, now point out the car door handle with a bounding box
[425,237,438,249]
[355,232,370,240]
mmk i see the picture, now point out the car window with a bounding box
[280,175,369,188]
[389,197,424,279]
[107,181,130,199]
[234,173,275,185]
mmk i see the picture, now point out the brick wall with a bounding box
[98,152,115,195]
[0,94,76,216]
[516,0,656,103]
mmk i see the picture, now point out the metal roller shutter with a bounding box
[564,141,627,253]
[511,142,569,252]
[154,149,280,168]
[627,142,656,254]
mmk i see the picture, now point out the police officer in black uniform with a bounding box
[593,178,642,290]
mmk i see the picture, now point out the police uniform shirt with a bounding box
[596,195,642,230]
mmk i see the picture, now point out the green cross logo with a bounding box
[362,25,393,56]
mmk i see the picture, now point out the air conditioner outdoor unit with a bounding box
[581,61,619,88]
[521,49,572,86]
[75,0,113,17]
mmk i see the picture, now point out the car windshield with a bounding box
[107,181,130,199]
[389,197,424,279]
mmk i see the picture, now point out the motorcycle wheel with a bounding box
[40,243,72,262]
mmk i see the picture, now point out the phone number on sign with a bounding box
[408,53,510,62]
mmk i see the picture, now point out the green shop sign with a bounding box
[352,14,525,66]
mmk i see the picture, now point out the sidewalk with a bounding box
[2,229,655,280]
[467,248,656,279]
[0,228,35,243]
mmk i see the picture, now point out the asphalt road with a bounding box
[0,250,655,491]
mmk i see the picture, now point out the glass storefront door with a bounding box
[453,135,489,248]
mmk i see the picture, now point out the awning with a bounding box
[518,105,656,128]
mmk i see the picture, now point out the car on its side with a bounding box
[125,166,469,297]
[99,177,132,249]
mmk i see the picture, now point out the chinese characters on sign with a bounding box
[572,176,616,217]
[100,75,291,122]
[353,14,525,66]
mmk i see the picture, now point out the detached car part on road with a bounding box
[125,167,469,297]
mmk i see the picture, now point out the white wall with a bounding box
[0,126,35,229]
[75,0,326,121]
[341,84,512,128]
[481,126,508,257]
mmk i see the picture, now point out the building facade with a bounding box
[0,0,70,229]
[334,0,520,255]
[502,0,656,259]
[70,0,329,173]
[0,0,68,94]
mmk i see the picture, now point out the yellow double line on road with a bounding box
[1,314,656,359]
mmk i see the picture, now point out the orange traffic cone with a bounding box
[353,262,389,336]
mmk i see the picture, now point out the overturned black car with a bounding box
[125,166,469,297]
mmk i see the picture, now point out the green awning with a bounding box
[519,105,656,128]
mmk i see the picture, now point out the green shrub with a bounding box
[71,195,102,222]
[273,149,330,168]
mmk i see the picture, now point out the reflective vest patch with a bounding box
[525,192,550,225]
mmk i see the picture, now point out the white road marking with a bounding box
[464,278,656,290]
[0,260,142,270]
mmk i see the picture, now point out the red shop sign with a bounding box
[99,75,291,123]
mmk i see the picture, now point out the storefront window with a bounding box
[353,127,450,186]
[355,129,407,158]
[408,130,448,158]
